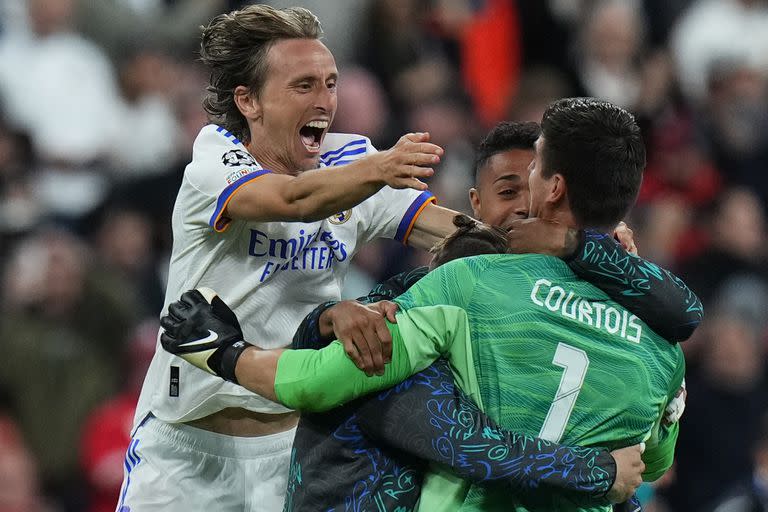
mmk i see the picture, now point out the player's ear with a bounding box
[469,188,481,218]
[547,174,567,205]
[234,86,262,122]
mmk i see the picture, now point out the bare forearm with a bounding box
[234,347,284,402]
[286,160,388,221]
[228,163,383,223]
[407,204,463,250]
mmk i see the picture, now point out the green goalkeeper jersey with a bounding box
[275,254,685,511]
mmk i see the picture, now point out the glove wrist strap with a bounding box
[218,341,252,384]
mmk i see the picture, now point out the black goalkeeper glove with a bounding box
[160,288,254,384]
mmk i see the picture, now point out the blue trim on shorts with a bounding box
[117,438,141,511]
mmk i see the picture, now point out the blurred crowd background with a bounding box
[0,0,766,511]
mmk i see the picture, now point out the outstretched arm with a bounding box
[161,289,461,410]
[355,358,644,505]
[224,133,442,224]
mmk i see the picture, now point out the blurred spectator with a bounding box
[568,0,674,116]
[508,66,573,122]
[0,0,121,163]
[331,66,395,149]
[446,0,522,126]
[632,196,693,267]
[634,111,722,263]
[74,0,228,61]
[640,112,722,208]
[358,0,456,111]
[709,412,768,512]
[671,0,768,104]
[700,61,768,208]
[570,0,645,108]
[110,47,183,178]
[0,411,46,512]
[0,118,39,239]
[407,97,476,213]
[0,228,136,511]
[515,0,573,70]
[679,187,768,305]
[0,0,121,218]
[93,207,165,316]
[666,312,768,511]
[80,320,157,512]
[265,0,372,64]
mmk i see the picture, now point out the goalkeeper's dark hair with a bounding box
[200,5,323,142]
[474,121,540,183]
[540,97,645,229]
[429,215,508,269]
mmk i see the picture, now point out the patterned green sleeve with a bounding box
[274,304,473,411]
[395,257,479,312]
[642,348,686,480]
[275,259,481,412]
[275,324,415,411]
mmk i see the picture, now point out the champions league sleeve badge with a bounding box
[329,210,352,224]
[221,149,259,168]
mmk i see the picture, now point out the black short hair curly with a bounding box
[474,121,540,183]
[540,98,645,228]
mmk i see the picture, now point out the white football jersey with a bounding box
[134,125,434,425]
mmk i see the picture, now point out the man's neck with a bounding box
[245,140,295,176]
[541,208,577,231]
[541,208,612,236]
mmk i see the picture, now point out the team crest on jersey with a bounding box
[221,149,259,168]
[329,210,352,224]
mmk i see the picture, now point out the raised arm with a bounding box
[355,358,643,505]
[224,133,442,224]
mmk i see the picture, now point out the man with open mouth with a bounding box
[116,4,480,512]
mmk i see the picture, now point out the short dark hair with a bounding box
[474,121,540,182]
[540,98,645,228]
[200,5,323,142]
[429,215,508,269]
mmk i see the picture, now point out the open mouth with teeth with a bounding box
[299,120,328,153]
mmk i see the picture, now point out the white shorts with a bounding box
[116,416,295,512]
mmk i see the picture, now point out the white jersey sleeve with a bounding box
[319,134,436,247]
[184,125,272,233]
